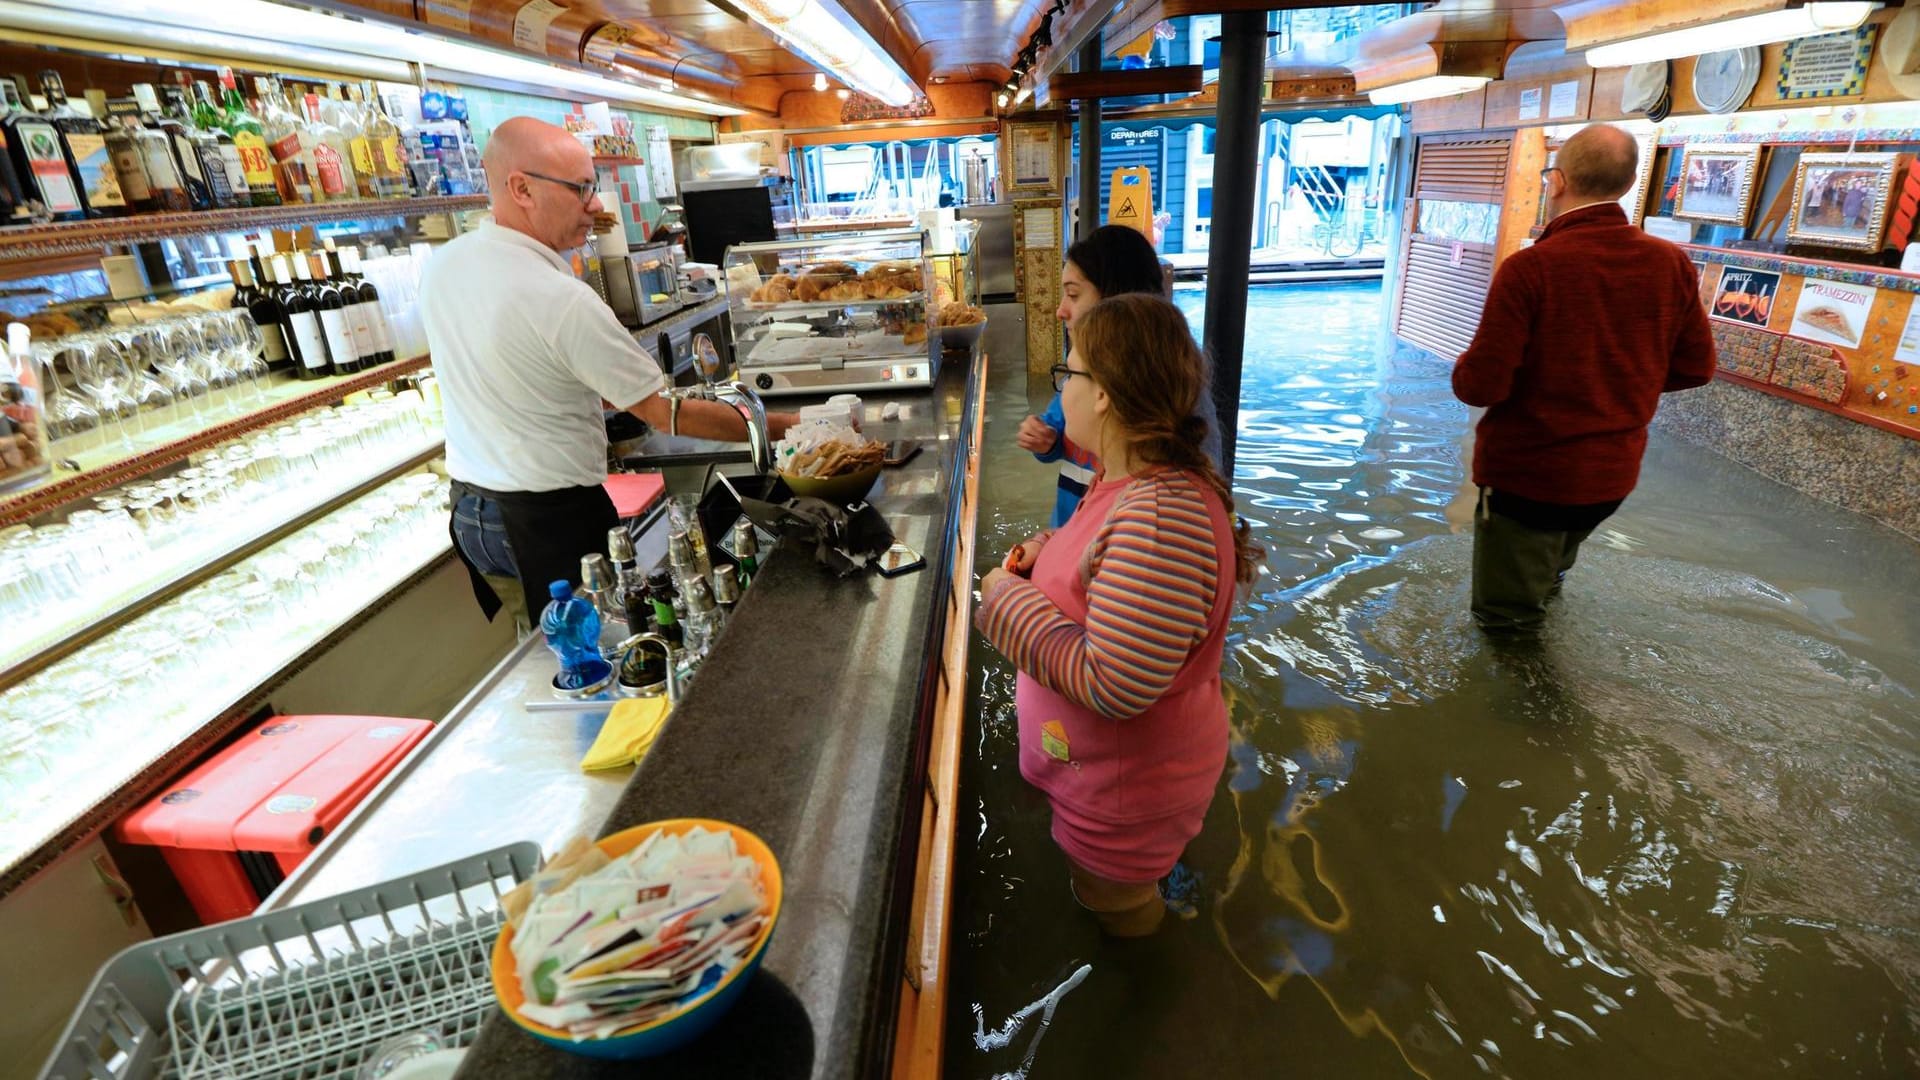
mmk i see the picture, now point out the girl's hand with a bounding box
[1003,540,1040,576]
[981,566,1014,597]
[1016,416,1059,453]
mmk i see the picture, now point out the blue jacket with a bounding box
[1033,391,1098,528]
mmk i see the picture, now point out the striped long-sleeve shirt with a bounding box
[979,470,1222,719]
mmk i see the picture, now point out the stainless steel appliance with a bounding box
[626,242,685,326]
[956,203,1015,301]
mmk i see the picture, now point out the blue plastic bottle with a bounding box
[541,580,612,690]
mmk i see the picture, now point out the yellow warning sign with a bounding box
[1106,166,1154,241]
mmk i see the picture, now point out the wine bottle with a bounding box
[231,257,291,367]
[343,248,398,365]
[310,252,359,375]
[276,253,332,379]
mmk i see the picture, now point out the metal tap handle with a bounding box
[613,632,683,705]
[714,379,771,474]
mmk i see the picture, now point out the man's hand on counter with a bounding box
[629,393,800,442]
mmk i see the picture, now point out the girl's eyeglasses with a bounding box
[1050,364,1092,392]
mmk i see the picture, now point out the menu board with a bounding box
[1010,124,1060,191]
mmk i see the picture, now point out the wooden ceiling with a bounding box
[329,0,1047,115]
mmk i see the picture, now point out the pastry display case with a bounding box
[722,228,943,396]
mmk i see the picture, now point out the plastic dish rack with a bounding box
[39,842,542,1080]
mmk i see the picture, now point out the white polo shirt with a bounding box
[422,220,666,492]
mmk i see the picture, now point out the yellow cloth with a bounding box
[579,696,672,772]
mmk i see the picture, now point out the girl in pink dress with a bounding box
[976,294,1263,936]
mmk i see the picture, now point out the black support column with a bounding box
[1202,10,1267,479]
[1076,37,1102,240]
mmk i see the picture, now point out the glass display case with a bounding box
[722,228,942,395]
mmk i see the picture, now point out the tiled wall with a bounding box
[456,84,713,242]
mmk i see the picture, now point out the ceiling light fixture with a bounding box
[836,87,849,99]
[730,0,917,105]
[813,71,827,91]
[0,0,742,115]
[1584,2,1878,68]
[1014,85,1032,105]
[996,91,1009,108]
[1365,74,1491,106]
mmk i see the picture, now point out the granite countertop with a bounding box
[452,355,980,1077]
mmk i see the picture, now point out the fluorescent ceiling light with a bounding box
[1,0,743,115]
[731,0,917,106]
[1586,2,1877,68]
[1367,75,1490,106]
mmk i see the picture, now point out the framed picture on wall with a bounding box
[1786,152,1900,251]
[1674,143,1763,225]
[1621,129,1659,227]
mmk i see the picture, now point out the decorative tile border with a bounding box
[1685,244,1920,295]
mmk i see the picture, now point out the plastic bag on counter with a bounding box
[736,491,895,577]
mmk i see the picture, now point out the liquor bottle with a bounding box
[275,253,332,379]
[326,85,377,199]
[645,569,685,649]
[0,128,25,225]
[216,68,277,206]
[0,80,71,221]
[37,71,126,217]
[300,87,357,202]
[125,86,191,212]
[256,77,313,205]
[141,84,212,210]
[309,252,360,375]
[230,257,291,367]
[84,89,155,214]
[356,83,408,199]
[188,78,249,208]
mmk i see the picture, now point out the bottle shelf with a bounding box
[0,354,432,528]
[0,195,487,264]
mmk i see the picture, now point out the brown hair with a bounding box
[1072,293,1263,586]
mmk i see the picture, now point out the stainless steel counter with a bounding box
[267,346,987,1079]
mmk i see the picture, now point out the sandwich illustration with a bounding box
[1798,304,1854,341]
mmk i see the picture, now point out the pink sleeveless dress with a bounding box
[977,468,1236,883]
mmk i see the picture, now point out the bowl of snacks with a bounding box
[774,422,885,506]
[936,302,987,350]
[491,820,782,1060]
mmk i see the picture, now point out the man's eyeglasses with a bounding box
[1050,363,1092,392]
[522,170,597,205]
[1540,166,1562,183]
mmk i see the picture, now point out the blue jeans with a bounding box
[452,492,518,579]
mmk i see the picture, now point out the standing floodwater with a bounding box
[950,281,1920,1078]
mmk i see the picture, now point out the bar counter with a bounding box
[266,347,984,1079]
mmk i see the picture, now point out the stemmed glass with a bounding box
[151,318,211,423]
[31,341,103,456]
[65,333,136,453]
[112,325,178,436]
[222,310,271,408]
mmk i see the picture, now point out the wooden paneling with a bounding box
[1409,85,1487,135]
[1048,65,1204,100]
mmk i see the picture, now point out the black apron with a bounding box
[448,478,618,622]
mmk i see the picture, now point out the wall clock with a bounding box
[1693,47,1761,114]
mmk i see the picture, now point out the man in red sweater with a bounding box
[1453,124,1716,632]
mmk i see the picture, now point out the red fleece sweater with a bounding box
[1452,202,1716,504]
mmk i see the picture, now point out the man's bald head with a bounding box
[482,117,587,194]
[1557,124,1638,201]
[480,116,602,252]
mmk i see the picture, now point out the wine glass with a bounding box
[107,325,176,435]
[65,332,136,452]
[225,310,271,407]
[151,318,211,422]
[31,341,103,457]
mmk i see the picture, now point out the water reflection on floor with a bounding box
[948,282,1920,1078]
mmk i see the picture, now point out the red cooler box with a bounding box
[117,714,431,924]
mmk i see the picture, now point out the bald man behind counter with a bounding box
[1451,123,1715,634]
[422,117,796,624]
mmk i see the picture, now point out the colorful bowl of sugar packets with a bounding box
[491,819,782,1059]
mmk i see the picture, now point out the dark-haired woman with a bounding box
[979,293,1261,937]
[1016,224,1220,526]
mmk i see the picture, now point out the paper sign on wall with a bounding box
[1517,87,1542,120]
[1548,80,1580,119]
[513,0,568,52]
[1789,279,1877,349]
[1894,297,1920,363]
[424,0,473,32]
